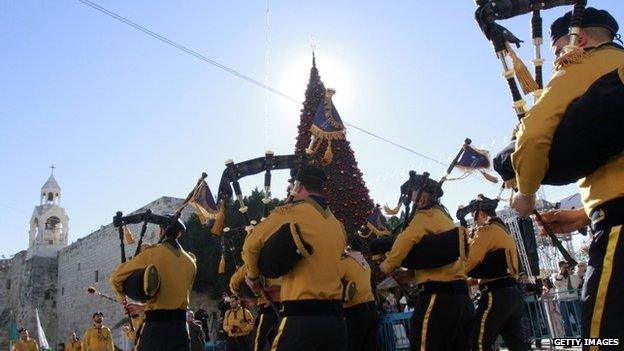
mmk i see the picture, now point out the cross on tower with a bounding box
[50,164,55,175]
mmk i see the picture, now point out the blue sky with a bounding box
[1,1,622,256]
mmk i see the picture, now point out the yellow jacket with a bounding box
[466,220,520,284]
[82,325,114,351]
[340,252,375,308]
[223,307,254,337]
[110,241,197,311]
[513,44,624,214]
[242,197,347,301]
[381,206,466,285]
[65,340,83,351]
[12,339,38,351]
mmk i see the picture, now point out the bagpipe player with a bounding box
[340,236,380,351]
[229,264,281,351]
[242,165,349,351]
[509,7,624,343]
[222,295,254,351]
[110,215,197,351]
[81,311,114,351]
[379,173,474,351]
[458,195,525,351]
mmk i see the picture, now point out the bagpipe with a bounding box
[111,174,208,303]
[371,138,479,269]
[475,0,624,187]
[212,151,309,301]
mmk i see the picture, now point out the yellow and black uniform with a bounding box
[82,325,114,351]
[110,238,197,351]
[229,266,281,351]
[381,205,473,351]
[242,195,348,351]
[512,39,624,342]
[223,306,254,351]
[466,218,526,351]
[65,339,82,351]
[340,251,380,351]
[12,338,38,351]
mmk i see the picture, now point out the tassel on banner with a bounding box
[367,222,390,237]
[506,43,539,95]
[191,203,211,225]
[218,253,226,274]
[383,202,402,216]
[211,201,225,236]
[322,139,334,166]
[479,170,499,183]
[123,226,135,245]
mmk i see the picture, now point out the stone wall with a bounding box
[0,252,58,350]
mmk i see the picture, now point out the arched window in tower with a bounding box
[47,192,54,203]
[44,216,62,244]
[45,216,60,230]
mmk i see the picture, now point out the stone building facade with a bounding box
[0,173,214,350]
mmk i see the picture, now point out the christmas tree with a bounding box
[294,54,374,235]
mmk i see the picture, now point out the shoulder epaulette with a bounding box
[140,244,158,251]
[272,200,304,215]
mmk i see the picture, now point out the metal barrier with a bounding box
[379,312,411,351]
[204,340,227,351]
[377,290,582,351]
[525,289,582,349]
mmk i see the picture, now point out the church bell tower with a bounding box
[28,166,69,250]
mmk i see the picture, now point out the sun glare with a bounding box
[276,53,356,114]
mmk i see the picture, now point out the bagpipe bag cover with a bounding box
[259,222,313,278]
[467,248,510,279]
[370,227,466,270]
[494,68,624,185]
[122,264,160,302]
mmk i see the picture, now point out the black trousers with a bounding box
[227,335,251,351]
[136,320,190,351]
[345,306,380,351]
[252,310,279,351]
[581,197,624,349]
[473,286,528,351]
[270,315,347,351]
[409,291,474,351]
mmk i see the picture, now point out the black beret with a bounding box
[161,214,186,236]
[411,172,444,199]
[467,194,499,215]
[297,165,327,185]
[92,311,104,317]
[551,7,619,43]
[18,327,27,333]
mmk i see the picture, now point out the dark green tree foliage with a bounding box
[180,188,280,298]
